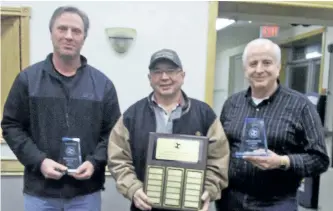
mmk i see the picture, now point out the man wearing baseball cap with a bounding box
[107,49,230,211]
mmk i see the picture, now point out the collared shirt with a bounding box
[151,94,183,133]
[220,85,329,198]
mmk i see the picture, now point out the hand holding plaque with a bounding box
[235,118,268,158]
[60,137,82,173]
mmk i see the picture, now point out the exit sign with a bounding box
[260,26,280,38]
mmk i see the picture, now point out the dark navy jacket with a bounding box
[1,53,121,198]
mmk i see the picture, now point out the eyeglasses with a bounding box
[150,68,182,77]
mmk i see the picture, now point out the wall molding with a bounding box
[0,6,30,17]
[1,6,31,145]
[245,1,333,9]
[204,1,218,107]
[1,159,112,176]
[1,159,24,173]
[0,6,31,70]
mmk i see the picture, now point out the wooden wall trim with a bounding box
[1,6,31,144]
[20,7,31,70]
[1,159,24,173]
[0,6,30,17]
[0,159,112,176]
[1,6,31,70]
[243,1,333,9]
[204,1,218,107]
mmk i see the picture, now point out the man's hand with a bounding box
[243,149,289,170]
[133,188,152,210]
[199,190,210,211]
[69,161,94,180]
[40,158,67,180]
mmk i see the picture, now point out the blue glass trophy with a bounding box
[61,137,82,173]
[235,118,268,158]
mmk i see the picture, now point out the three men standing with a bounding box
[1,5,330,211]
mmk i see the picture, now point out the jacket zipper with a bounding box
[60,81,70,131]
[52,74,70,131]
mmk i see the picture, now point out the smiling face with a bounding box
[244,42,281,90]
[51,12,85,60]
[148,60,185,98]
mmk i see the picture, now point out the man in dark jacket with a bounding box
[107,49,230,211]
[1,6,121,211]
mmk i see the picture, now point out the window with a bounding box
[285,36,322,94]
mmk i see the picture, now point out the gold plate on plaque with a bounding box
[145,165,165,206]
[183,169,204,209]
[155,138,200,163]
[163,167,184,208]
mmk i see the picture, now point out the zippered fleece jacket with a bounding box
[1,53,121,198]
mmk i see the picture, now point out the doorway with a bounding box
[286,59,321,93]
[0,6,30,142]
[282,33,323,94]
[1,16,21,124]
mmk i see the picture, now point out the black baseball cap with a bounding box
[148,49,183,70]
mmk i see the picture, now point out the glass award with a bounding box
[61,137,82,173]
[235,118,268,158]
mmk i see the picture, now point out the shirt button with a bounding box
[256,108,259,111]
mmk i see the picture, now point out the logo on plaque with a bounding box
[144,133,209,211]
[234,118,268,158]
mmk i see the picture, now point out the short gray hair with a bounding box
[49,6,90,38]
[242,38,281,66]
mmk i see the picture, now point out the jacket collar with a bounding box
[147,90,191,113]
[42,53,88,77]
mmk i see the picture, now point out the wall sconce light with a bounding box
[105,27,137,54]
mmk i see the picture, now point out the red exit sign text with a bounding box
[260,26,280,38]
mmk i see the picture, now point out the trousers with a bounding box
[24,191,101,211]
[215,189,298,211]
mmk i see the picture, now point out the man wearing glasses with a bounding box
[107,49,230,211]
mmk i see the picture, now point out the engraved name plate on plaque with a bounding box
[144,132,209,211]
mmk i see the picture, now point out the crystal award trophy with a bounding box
[235,118,268,158]
[61,137,82,173]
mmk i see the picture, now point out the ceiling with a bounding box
[218,1,333,26]
[222,20,293,31]
[218,20,293,43]
[280,33,322,48]
[216,1,330,50]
